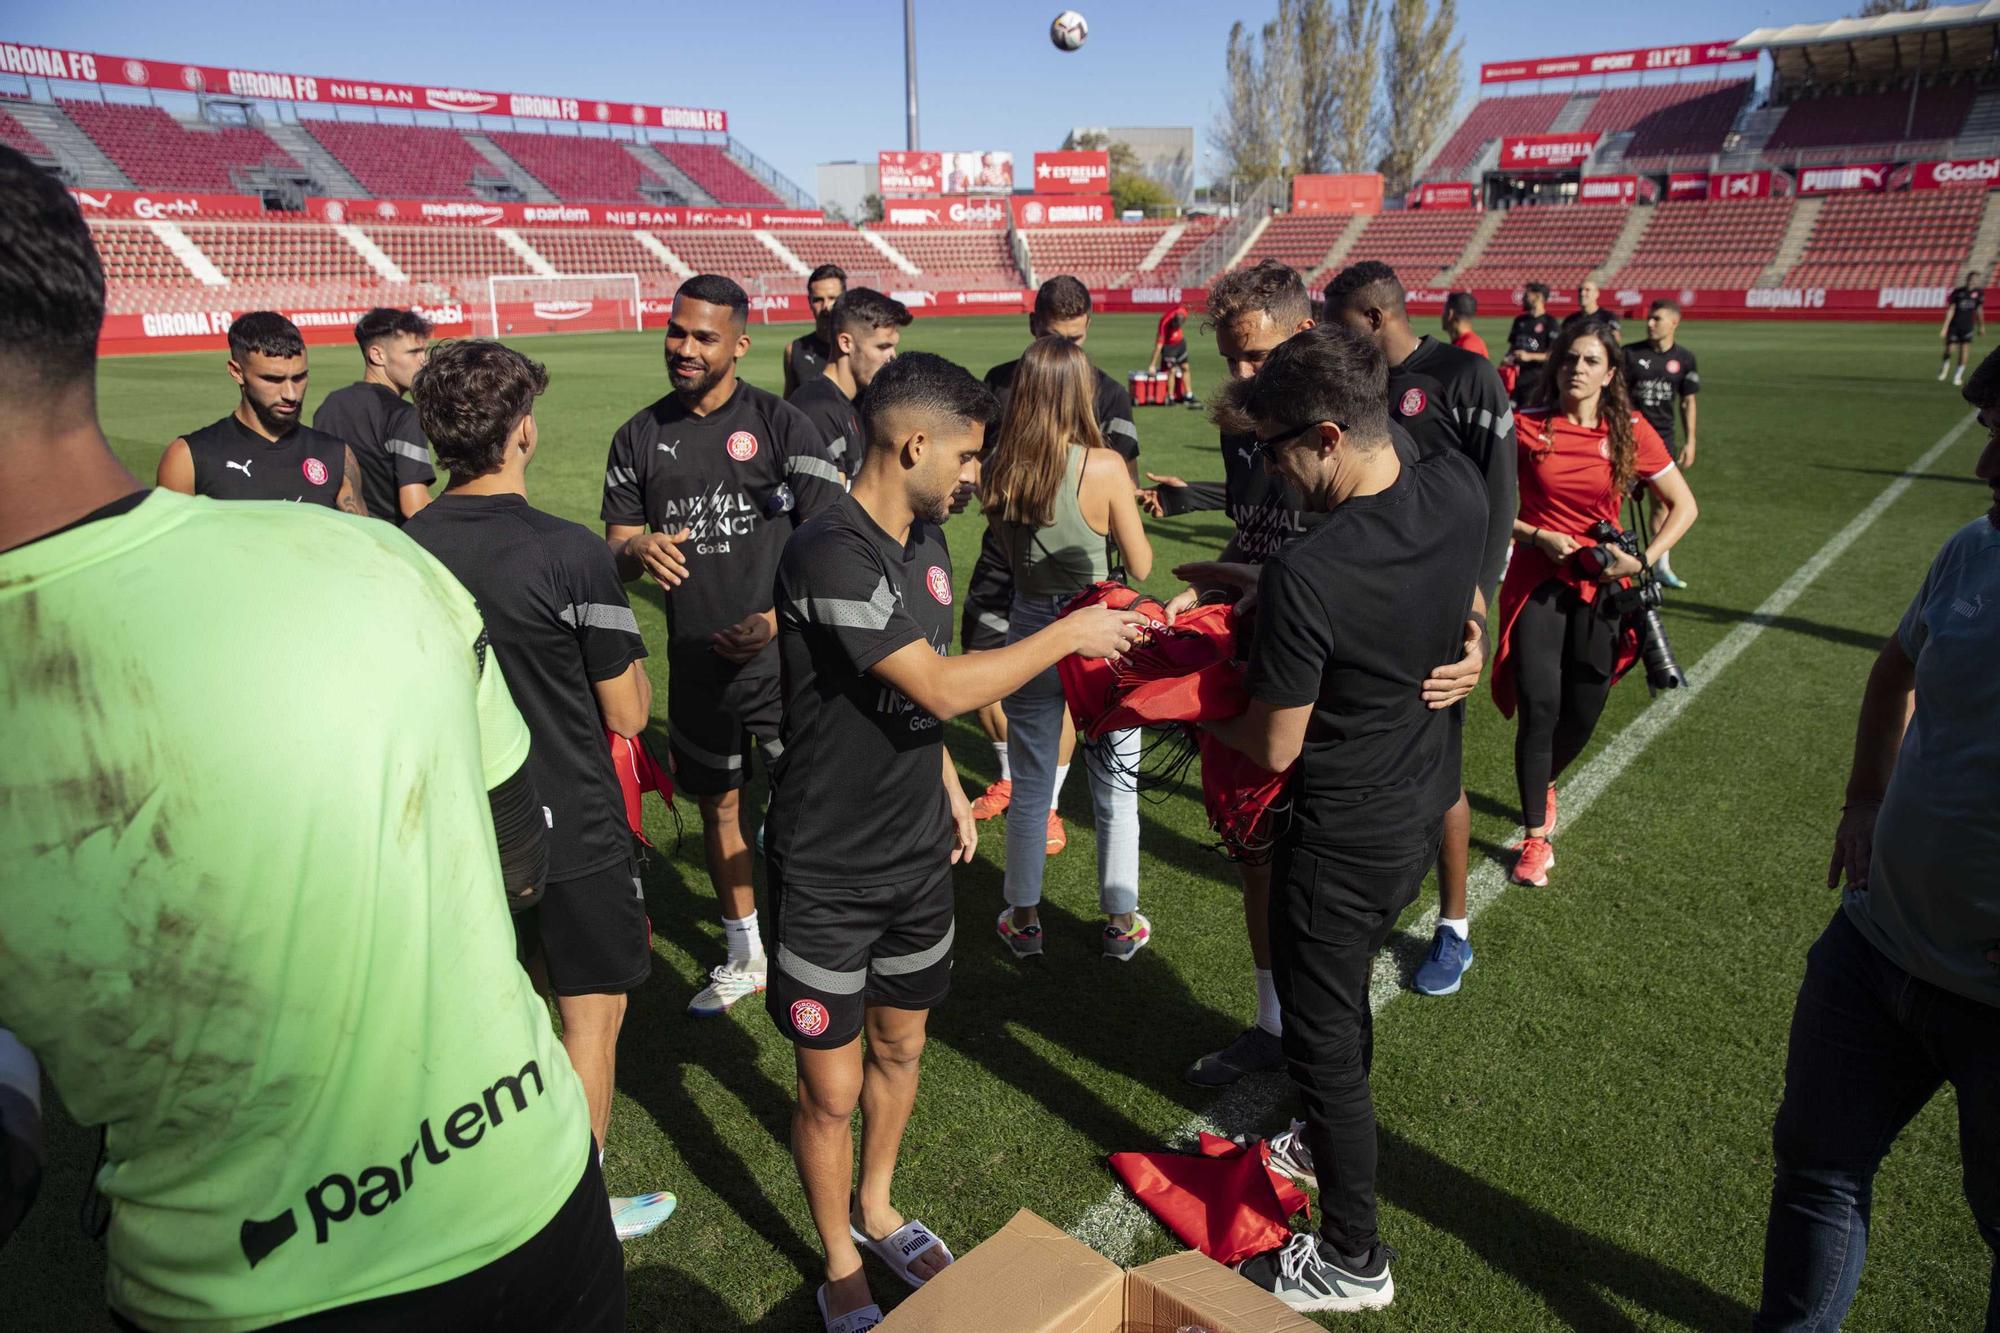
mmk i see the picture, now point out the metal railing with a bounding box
[1173,175,1284,288]
[726,137,814,209]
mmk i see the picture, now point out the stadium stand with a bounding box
[512,228,681,294]
[1425,92,1568,180]
[1783,190,1987,290]
[768,228,890,277]
[1346,209,1486,287]
[303,121,497,200]
[1454,204,1630,291]
[866,229,1022,290]
[1597,81,1754,166]
[655,144,782,206]
[1236,213,1353,279]
[483,131,677,205]
[0,105,50,159]
[61,100,299,193]
[653,229,795,285]
[1151,214,1224,278]
[1608,198,1795,290]
[87,221,204,312]
[1764,86,1977,155]
[357,224,535,294]
[1021,223,1172,288]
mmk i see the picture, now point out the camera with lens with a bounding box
[1574,520,1687,694]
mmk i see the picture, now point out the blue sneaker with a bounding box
[1412,926,1472,996]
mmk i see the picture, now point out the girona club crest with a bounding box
[302,457,329,486]
[926,566,953,605]
[1666,359,1682,374]
[726,431,758,462]
[790,998,830,1038]
[1399,387,1427,417]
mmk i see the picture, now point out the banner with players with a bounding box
[877,151,1016,197]
[68,187,266,220]
[1796,163,1890,195]
[1413,182,1477,210]
[1032,151,1110,194]
[1479,40,1751,84]
[1578,175,1637,205]
[0,40,726,130]
[1008,194,1117,226]
[877,197,1010,227]
[1910,156,2000,190]
[1497,134,1600,171]
[306,197,825,230]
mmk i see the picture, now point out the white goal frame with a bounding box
[486,272,644,337]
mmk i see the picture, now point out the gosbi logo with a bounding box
[726,431,758,462]
[531,300,593,320]
[237,1060,550,1268]
[1399,387,1427,417]
[303,457,329,487]
[927,565,952,605]
[790,999,829,1038]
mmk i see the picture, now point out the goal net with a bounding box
[484,273,643,339]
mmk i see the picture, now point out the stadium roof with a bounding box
[1733,2,2000,88]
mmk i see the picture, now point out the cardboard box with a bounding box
[878,1209,1320,1333]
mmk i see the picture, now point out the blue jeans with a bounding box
[1755,908,2000,1331]
[1002,592,1140,916]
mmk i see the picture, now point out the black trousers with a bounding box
[1270,828,1440,1257]
[1512,579,1619,828]
[114,1144,623,1332]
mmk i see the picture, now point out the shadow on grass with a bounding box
[1664,599,1886,653]
[1378,1126,1757,1331]
[1808,464,1983,485]
[627,1260,822,1332]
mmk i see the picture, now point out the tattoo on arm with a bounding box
[337,447,367,516]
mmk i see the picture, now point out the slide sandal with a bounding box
[816,1284,882,1333]
[848,1216,954,1290]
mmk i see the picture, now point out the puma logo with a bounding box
[226,459,253,478]
[657,441,678,460]
[1952,593,1985,619]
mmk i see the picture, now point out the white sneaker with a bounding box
[689,955,767,1017]
[1265,1118,1317,1188]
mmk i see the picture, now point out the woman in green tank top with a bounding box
[978,336,1155,961]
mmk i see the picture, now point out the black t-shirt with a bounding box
[1948,287,1985,334]
[985,359,1140,462]
[405,493,647,880]
[788,373,863,476]
[182,414,346,506]
[1562,308,1622,344]
[312,381,436,524]
[1222,429,1318,563]
[1388,336,1517,597]
[766,493,956,886]
[785,332,833,397]
[1247,447,1487,849]
[1506,312,1559,405]
[1623,340,1700,443]
[600,379,844,678]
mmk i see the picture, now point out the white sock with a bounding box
[1254,968,1282,1036]
[1050,763,1070,813]
[1439,916,1469,941]
[1955,366,1966,385]
[1655,550,1675,579]
[993,742,1010,782]
[722,911,761,964]
[1940,364,1950,380]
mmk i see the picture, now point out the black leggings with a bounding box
[1512,579,1618,829]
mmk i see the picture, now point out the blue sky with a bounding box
[11,1,1838,197]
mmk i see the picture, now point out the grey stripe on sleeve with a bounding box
[787,454,845,486]
[791,575,898,631]
[558,602,642,635]
[1105,418,1139,441]
[385,438,431,464]
[605,466,638,490]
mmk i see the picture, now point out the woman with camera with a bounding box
[1491,321,1698,887]
[982,335,1155,958]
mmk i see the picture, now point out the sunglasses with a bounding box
[1250,420,1344,459]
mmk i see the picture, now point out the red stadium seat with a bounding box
[1765,86,1976,155]
[1426,92,1569,180]
[61,100,299,192]
[1609,198,1795,290]
[1783,191,1986,290]
[304,121,495,200]
[484,131,676,205]
[653,144,782,206]
[1340,210,1485,288]
[1021,223,1174,288]
[867,228,1024,290]
[1454,205,1629,293]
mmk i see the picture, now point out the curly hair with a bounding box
[1536,321,1638,496]
[413,339,548,479]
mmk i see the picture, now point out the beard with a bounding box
[916,479,954,525]
[670,361,728,401]
[250,397,299,436]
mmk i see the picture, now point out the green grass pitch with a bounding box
[4,313,1992,1330]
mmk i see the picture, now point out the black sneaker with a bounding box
[1184,1024,1284,1086]
[1234,1231,1396,1313]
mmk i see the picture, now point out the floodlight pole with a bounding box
[904,0,920,150]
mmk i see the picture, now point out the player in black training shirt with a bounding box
[312,306,436,524]
[403,338,673,1242]
[1940,269,1985,388]
[791,287,911,476]
[1325,261,1513,1001]
[156,311,364,514]
[1199,325,1487,1314]
[1561,279,1621,344]
[766,352,1147,1329]
[600,274,844,1019]
[783,264,847,398]
[963,276,1140,829]
[1504,282,1557,408]
[1625,298,1701,588]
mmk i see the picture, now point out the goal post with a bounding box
[485,273,644,339]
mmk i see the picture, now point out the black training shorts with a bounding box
[766,858,955,1050]
[515,854,651,996]
[666,653,783,796]
[1161,341,1189,368]
[1947,322,1976,346]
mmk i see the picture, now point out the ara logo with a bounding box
[238,1060,550,1269]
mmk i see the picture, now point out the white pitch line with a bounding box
[1069,411,1980,1263]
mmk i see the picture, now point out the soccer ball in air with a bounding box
[1051,11,1088,51]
